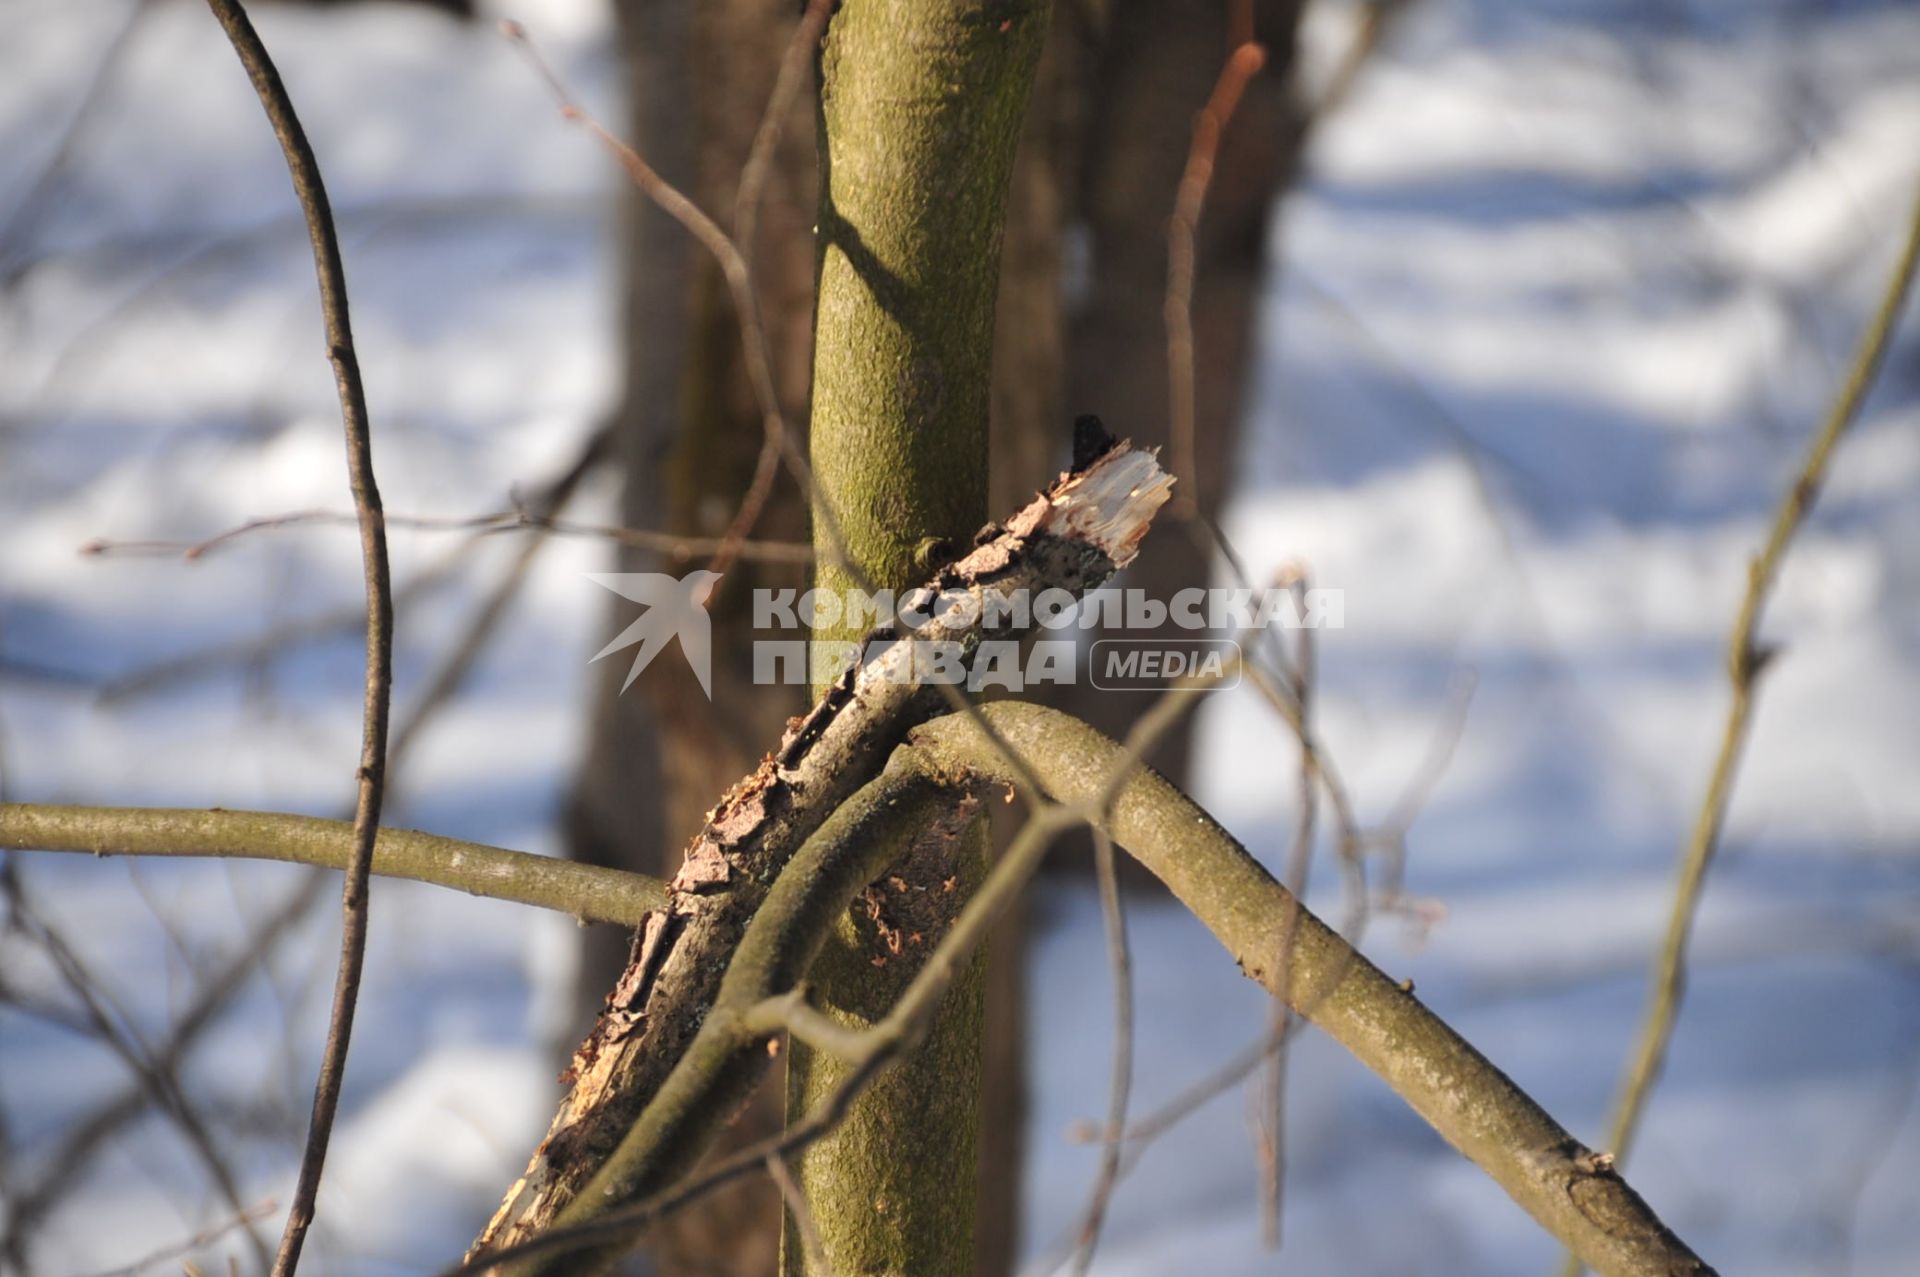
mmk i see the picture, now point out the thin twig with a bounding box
[2,493,639,1254]
[1260,575,1317,1250]
[1830,1037,1920,1277]
[1240,658,1368,934]
[9,435,612,1256]
[1120,1018,1300,1151]
[708,0,830,598]
[1162,0,1405,519]
[1368,669,1476,913]
[80,506,811,565]
[0,0,154,282]
[99,551,452,702]
[2,870,269,1267]
[383,433,606,779]
[734,0,832,266]
[454,668,1219,1277]
[949,705,1710,1277]
[1043,643,1470,1226]
[501,19,850,599]
[97,428,613,704]
[78,1198,277,1277]
[200,3,395,1272]
[0,872,324,1266]
[1305,1,1405,129]
[450,675,1708,1277]
[1562,182,1920,1277]
[468,444,1173,1262]
[1165,40,1267,516]
[1176,526,1373,937]
[765,1153,833,1277]
[1067,824,1134,1277]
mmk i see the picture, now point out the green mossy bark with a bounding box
[795,3,1049,1274]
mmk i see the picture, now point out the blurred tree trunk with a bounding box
[1040,0,1309,793]
[564,3,812,1272]
[566,1,1308,1272]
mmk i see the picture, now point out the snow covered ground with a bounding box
[4,0,1919,1273]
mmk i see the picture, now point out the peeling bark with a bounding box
[471,443,1172,1264]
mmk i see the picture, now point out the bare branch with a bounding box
[914,706,1715,1277]
[0,0,154,283]
[1166,39,1267,516]
[199,3,395,1270]
[383,432,608,779]
[96,428,612,705]
[77,1198,277,1277]
[764,1153,832,1277]
[1,867,269,1267]
[734,0,833,268]
[1562,181,1920,1277]
[447,755,1006,1277]
[80,506,811,566]
[0,804,668,926]
[1067,823,1133,1277]
[1261,575,1318,1250]
[467,444,1173,1267]
[457,692,1709,1277]
[1368,668,1476,912]
[0,873,324,1265]
[501,18,845,597]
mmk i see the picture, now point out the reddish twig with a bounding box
[734,0,833,268]
[1165,40,1267,517]
[502,17,846,604]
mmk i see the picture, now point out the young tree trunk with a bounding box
[568,2,1308,1269]
[792,4,1049,1274]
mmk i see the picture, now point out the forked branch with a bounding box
[453,699,1712,1277]
[468,442,1175,1261]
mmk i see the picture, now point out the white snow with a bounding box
[4,0,1918,1274]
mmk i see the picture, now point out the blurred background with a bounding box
[4,0,1919,1273]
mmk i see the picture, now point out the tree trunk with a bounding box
[791,5,1049,1274]
[566,2,814,1271]
[568,1,1309,1269]
[1054,0,1308,793]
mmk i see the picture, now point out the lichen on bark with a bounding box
[796,4,1051,1273]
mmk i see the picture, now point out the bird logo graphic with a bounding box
[586,570,722,697]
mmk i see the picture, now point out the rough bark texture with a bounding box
[796,5,1049,1274]
[567,2,1312,1269]
[473,445,1168,1275]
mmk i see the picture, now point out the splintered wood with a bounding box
[471,442,1172,1257]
